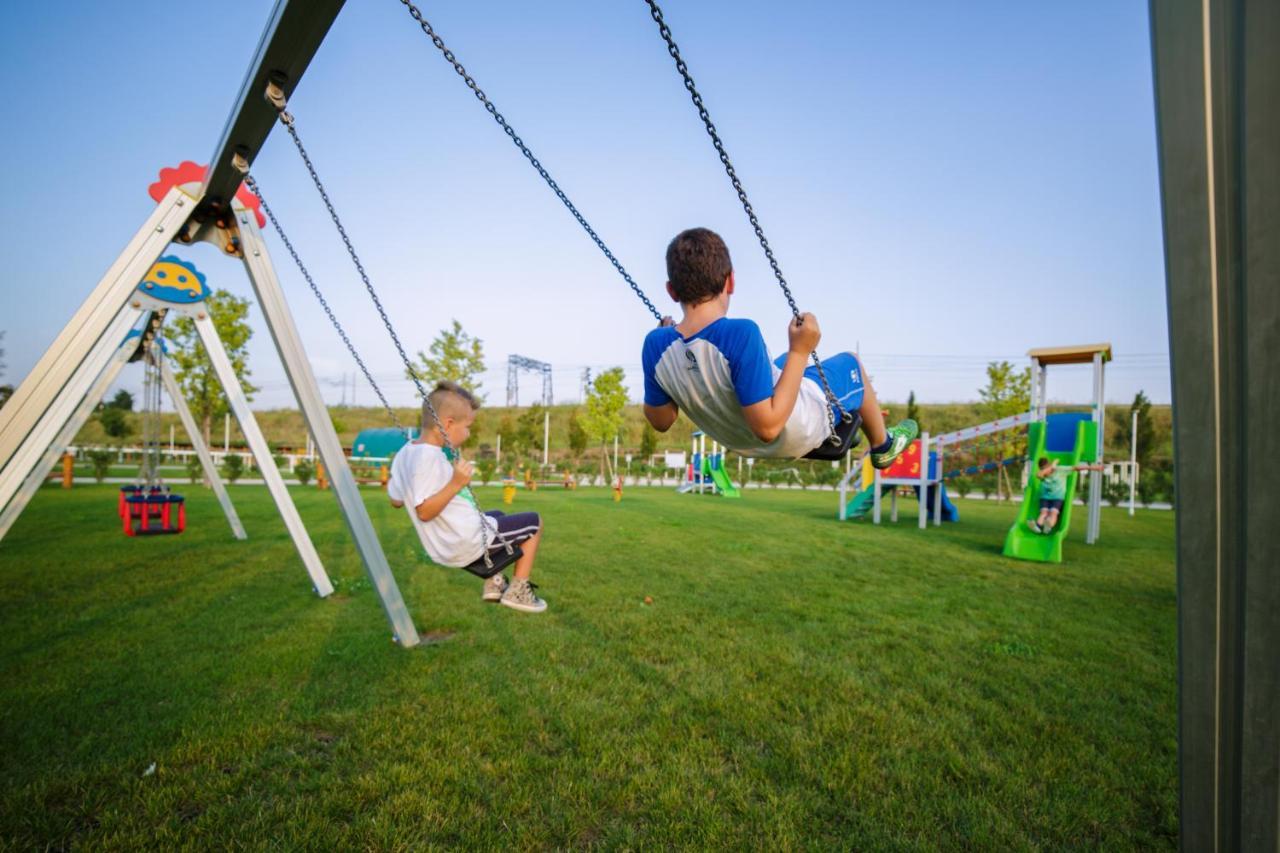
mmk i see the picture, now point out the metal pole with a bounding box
[0,306,140,520]
[0,312,141,542]
[159,357,246,540]
[918,432,929,530]
[1129,408,1138,516]
[543,410,549,469]
[223,413,230,453]
[1151,0,1280,841]
[236,214,420,647]
[872,467,881,524]
[496,434,502,471]
[195,314,326,588]
[0,186,192,469]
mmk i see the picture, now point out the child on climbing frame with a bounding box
[388,381,546,613]
[641,227,917,464]
[1026,456,1106,534]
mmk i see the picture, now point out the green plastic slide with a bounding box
[702,455,741,498]
[1002,418,1097,564]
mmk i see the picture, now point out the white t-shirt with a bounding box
[387,442,497,568]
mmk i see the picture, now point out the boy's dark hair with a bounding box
[425,380,479,426]
[665,228,733,305]
[1038,456,1052,469]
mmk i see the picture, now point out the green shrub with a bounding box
[1104,478,1128,508]
[222,454,245,484]
[952,477,972,499]
[294,460,315,486]
[186,455,203,484]
[476,459,497,486]
[87,450,113,483]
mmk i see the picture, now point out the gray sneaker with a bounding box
[1026,519,1041,534]
[482,573,508,603]
[500,578,547,613]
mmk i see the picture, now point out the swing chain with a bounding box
[243,96,508,566]
[644,0,849,441]
[242,171,407,436]
[398,0,664,325]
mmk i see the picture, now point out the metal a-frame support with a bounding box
[156,356,245,541]
[0,309,251,545]
[189,310,330,595]
[1150,0,1280,845]
[0,198,420,644]
[234,209,419,646]
[0,310,144,540]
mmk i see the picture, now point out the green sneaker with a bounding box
[870,419,919,470]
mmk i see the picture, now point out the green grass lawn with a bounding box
[0,484,1177,849]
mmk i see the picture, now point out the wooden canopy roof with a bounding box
[1027,343,1113,366]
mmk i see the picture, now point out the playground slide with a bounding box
[912,483,959,522]
[1002,415,1097,564]
[707,462,742,498]
[843,484,891,519]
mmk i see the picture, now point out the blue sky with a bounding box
[0,1,1170,411]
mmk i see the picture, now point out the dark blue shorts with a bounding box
[484,510,540,550]
[1039,499,1064,511]
[772,351,865,417]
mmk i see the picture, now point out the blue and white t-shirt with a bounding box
[641,317,830,458]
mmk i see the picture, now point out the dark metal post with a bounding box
[1149,0,1279,848]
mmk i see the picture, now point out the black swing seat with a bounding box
[460,545,524,579]
[802,413,863,462]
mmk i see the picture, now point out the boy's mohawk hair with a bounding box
[425,380,480,425]
[666,227,733,305]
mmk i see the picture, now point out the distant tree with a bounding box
[906,390,922,432]
[514,404,545,467]
[1125,391,1156,472]
[408,319,485,400]
[580,367,629,482]
[96,399,133,444]
[108,389,134,412]
[294,459,315,486]
[167,289,257,448]
[567,410,588,460]
[978,362,1031,500]
[639,423,658,461]
[978,361,1031,420]
[0,332,10,410]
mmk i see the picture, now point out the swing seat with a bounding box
[459,544,523,579]
[121,489,185,536]
[802,412,863,462]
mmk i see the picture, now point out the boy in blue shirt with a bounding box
[642,227,917,464]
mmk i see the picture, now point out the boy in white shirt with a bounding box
[387,381,546,613]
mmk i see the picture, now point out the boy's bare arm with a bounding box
[414,459,474,522]
[644,401,679,432]
[741,314,821,443]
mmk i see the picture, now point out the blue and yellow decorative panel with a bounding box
[137,256,208,305]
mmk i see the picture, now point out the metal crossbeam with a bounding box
[200,0,345,220]
[931,411,1034,447]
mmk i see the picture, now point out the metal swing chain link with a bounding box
[243,172,407,435]
[644,0,847,440]
[398,0,665,324]
[245,107,505,566]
